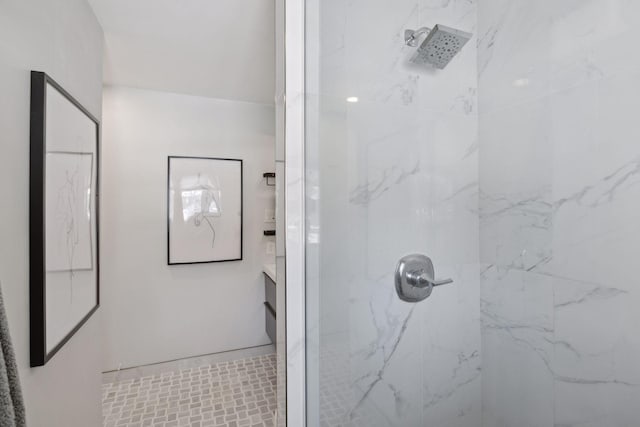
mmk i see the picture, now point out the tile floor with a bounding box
[102,354,277,427]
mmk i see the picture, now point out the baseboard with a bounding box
[101,344,276,384]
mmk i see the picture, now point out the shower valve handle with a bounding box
[395,254,453,302]
[406,270,454,288]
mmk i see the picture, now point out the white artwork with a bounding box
[168,157,243,264]
[45,152,93,272]
[34,77,99,359]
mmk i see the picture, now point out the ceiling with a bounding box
[88,0,275,104]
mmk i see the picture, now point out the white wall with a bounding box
[0,1,104,426]
[101,86,275,371]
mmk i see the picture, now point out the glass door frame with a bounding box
[282,0,306,425]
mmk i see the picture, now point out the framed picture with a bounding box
[29,71,100,367]
[167,156,243,264]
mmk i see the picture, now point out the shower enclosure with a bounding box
[283,1,640,426]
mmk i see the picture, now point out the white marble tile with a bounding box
[551,274,640,427]
[478,3,640,424]
[314,0,479,114]
[344,0,421,107]
[306,101,480,424]
[544,72,640,290]
[554,380,640,427]
[553,279,640,383]
[479,97,553,272]
[300,1,640,426]
[304,0,640,425]
[305,0,482,422]
[302,1,640,426]
[479,0,640,113]
[478,0,555,112]
[480,268,555,427]
[422,264,481,427]
[349,290,424,426]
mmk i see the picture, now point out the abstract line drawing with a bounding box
[168,156,243,265]
[181,172,222,247]
[57,165,81,276]
[46,152,93,274]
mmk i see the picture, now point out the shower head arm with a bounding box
[404,27,432,47]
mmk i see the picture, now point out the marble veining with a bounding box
[306,0,481,423]
[305,0,640,425]
[349,161,421,206]
[479,2,640,423]
[350,305,417,417]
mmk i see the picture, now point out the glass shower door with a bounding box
[304,1,480,425]
[302,1,640,426]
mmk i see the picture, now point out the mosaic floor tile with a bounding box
[103,354,277,427]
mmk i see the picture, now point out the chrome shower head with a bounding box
[404,24,472,69]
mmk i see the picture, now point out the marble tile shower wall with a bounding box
[306,0,480,425]
[478,1,640,426]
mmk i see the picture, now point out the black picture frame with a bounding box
[29,71,100,367]
[167,156,243,265]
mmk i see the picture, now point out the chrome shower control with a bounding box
[404,28,432,47]
[394,254,453,302]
